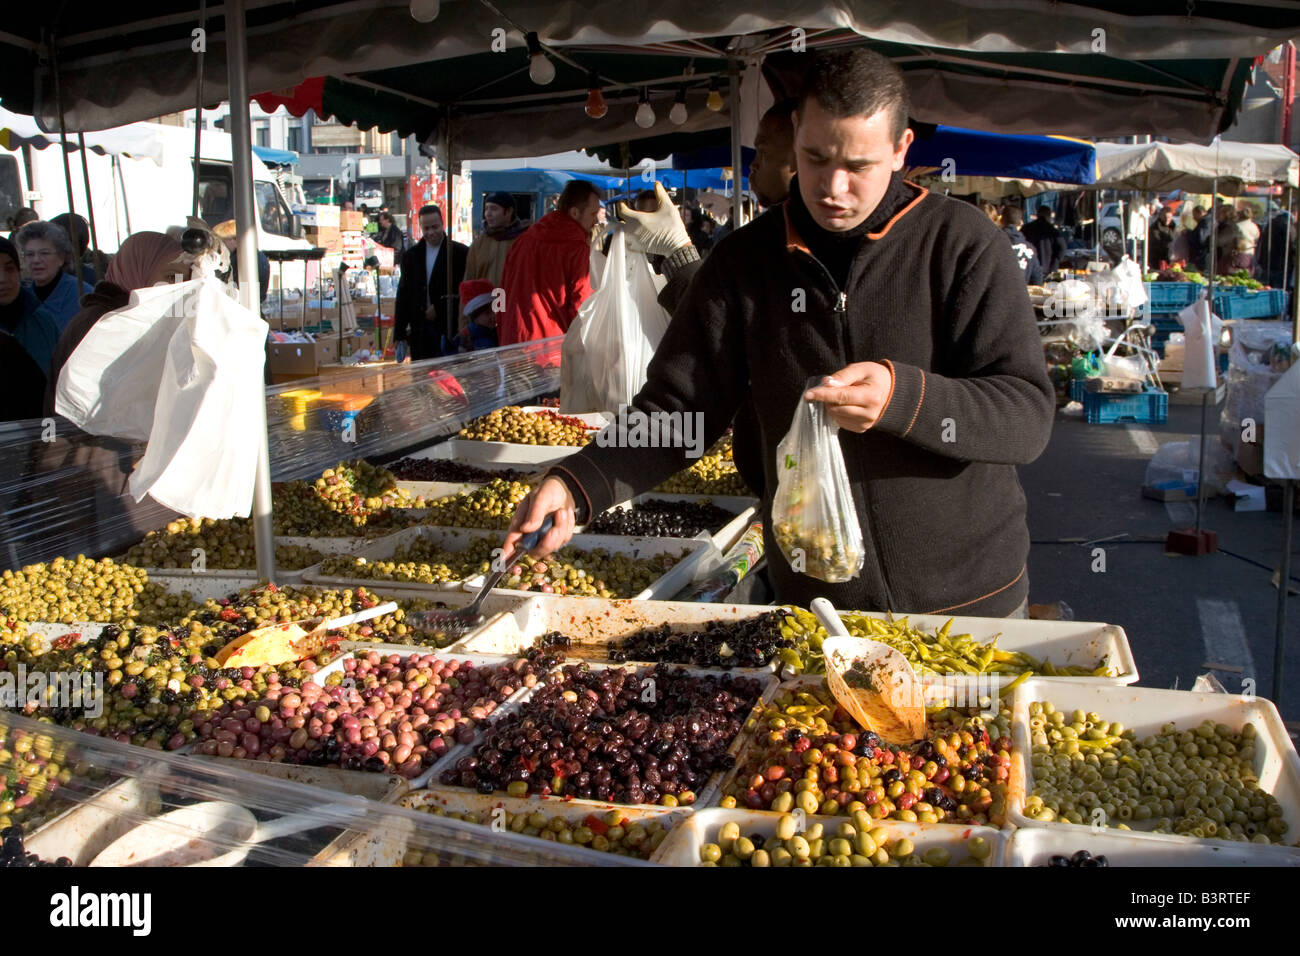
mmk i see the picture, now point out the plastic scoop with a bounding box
[811,597,926,744]
[89,801,329,867]
[406,514,554,636]
[214,601,398,668]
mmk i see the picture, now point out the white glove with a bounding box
[616,182,692,257]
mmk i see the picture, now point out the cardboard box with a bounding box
[340,210,366,232]
[266,338,337,377]
[294,204,340,229]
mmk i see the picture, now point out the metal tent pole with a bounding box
[226,0,276,584]
[192,0,207,219]
[1195,176,1220,539]
[729,62,743,231]
[1284,187,1294,292]
[51,49,78,227]
[443,117,456,352]
[1278,183,1300,705]
[75,132,101,282]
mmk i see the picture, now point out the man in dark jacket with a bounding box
[1000,206,1044,285]
[394,204,469,360]
[1146,206,1177,268]
[1021,206,1065,275]
[505,49,1054,619]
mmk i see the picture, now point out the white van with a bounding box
[0,120,314,290]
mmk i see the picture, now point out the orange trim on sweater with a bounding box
[902,369,925,437]
[876,359,897,427]
[868,181,929,240]
[925,567,1026,615]
[783,180,929,253]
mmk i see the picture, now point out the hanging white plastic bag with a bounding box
[771,377,865,583]
[1111,257,1149,312]
[1178,296,1221,390]
[560,314,604,414]
[56,276,270,519]
[577,228,672,410]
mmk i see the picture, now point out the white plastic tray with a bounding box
[407,438,578,467]
[650,807,1006,866]
[298,524,711,601]
[831,610,1138,686]
[400,787,686,866]
[133,536,369,588]
[458,595,781,663]
[394,480,486,500]
[1004,826,1300,867]
[1007,678,1300,857]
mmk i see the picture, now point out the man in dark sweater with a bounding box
[505,49,1054,618]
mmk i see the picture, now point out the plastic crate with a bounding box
[1083,387,1168,424]
[1211,289,1289,320]
[1069,379,1085,402]
[1144,281,1202,312]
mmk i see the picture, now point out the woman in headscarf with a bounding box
[44,231,185,416]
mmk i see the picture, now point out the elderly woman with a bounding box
[0,236,61,379]
[44,231,186,416]
[16,220,93,334]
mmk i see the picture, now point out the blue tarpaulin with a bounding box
[252,145,300,167]
[904,126,1096,185]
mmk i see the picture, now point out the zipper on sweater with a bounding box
[793,248,898,612]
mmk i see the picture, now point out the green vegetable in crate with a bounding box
[770,378,865,583]
[775,606,1113,678]
[1026,701,1291,845]
[699,815,991,867]
[420,479,533,530]
[124,517,324,571]
[407,805,671,860]
[655,435,751,496]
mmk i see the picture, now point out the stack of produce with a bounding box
[655,435,751,496]
[318,538,498,586]
[717,680,1012,827]
[406,805,672,862]
[0,556,196,631]
[608,611,791,668]
[441,662,764,804]
[458,407,596,446]
[587,498,736,538]
[421,479,533,530]
[698,815,994,867]
[383,458,530,483]
[193,648,559,776]
[272,460,426,536]
[124,518,324,571]
[1025,699,1290,845]
[775,606,1114,678]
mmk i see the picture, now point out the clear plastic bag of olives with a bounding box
[771,377,865,584]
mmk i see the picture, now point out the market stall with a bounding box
[3,3,1300,877]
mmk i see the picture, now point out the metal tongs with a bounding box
[407,514,555,636]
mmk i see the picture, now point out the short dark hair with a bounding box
[557,180,601,214]
[1001,205,1024,228]
[1036,206,1053,219]
[418,204,443,221]
[798,49,910,143]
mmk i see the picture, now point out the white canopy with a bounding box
[1093,140,1300,193]
[0,106,165,165]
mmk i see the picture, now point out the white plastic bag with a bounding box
[576,228,672,410]
[56,276,270,519]
[771,377,865,583]
[1111,256,1149,311]
[1179,297,1221,390]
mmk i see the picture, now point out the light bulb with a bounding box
[529,53,556,85]
[525,33,555,85]
[669,91,687,125]
[635,100,656,128]
[706,89,724,111]
[409,0,439,22]
[585,88,608,119]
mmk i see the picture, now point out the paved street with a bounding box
[1021,400,1300,722]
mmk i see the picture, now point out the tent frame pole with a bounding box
[76,132,101,282]
[50,47,79,229]
[443,116,457,350]
[1278,181,1300,706]
[729,60,743,231]
[1195,175,1220,539]
[226,0,276,584]
[192,0,207,219]
[1284,187,1294,292]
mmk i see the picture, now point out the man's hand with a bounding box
[502,477,577,559]
[803,362,892,432]
[616,182,691,257]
